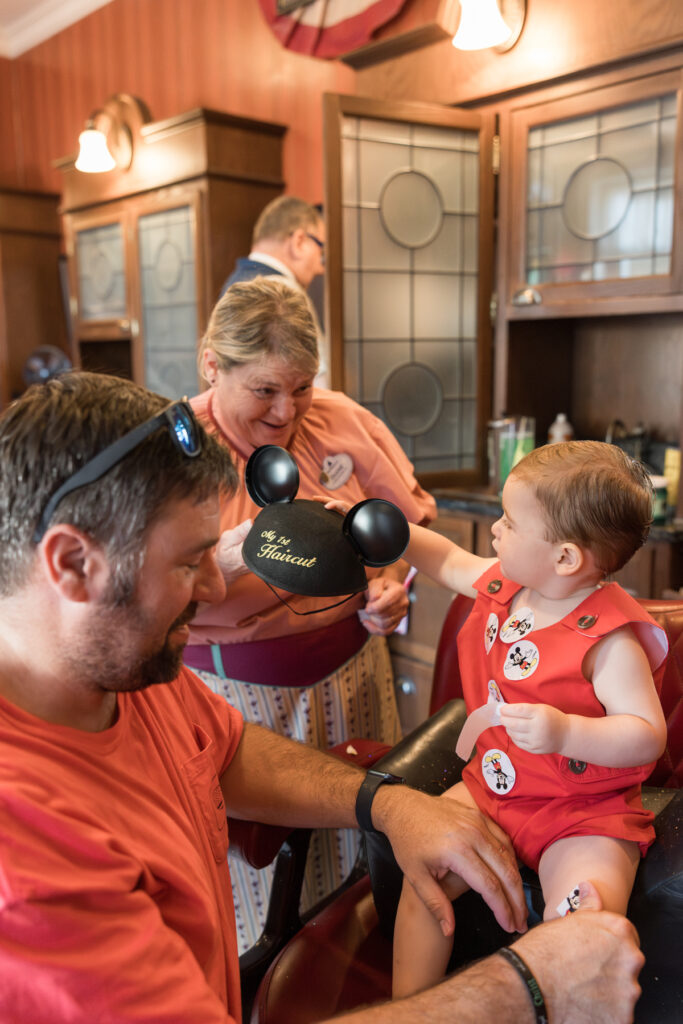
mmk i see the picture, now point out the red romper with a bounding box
[459,564,668,871]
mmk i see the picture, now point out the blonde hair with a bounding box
[510,440,653,575]
[252,195,321,246]
[198,277,319,381]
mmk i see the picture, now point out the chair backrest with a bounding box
[429,594,683,789]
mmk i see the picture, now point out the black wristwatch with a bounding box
[355,768,406,833]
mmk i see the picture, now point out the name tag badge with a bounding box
[319,453,353,490]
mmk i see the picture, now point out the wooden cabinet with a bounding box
[0,189,71,408]
[504,66,683,319]
[58,107,285,397]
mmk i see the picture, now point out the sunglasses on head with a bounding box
[33,399,201,544]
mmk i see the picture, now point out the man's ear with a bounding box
[38,525,110,603]
[287,227,307,260]
[555,541,584,577]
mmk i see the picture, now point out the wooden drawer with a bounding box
[392,654,434,734]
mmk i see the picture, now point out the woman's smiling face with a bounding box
[213,354,314,451]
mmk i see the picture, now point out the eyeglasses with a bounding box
[33,399,201,544]
[305,232,325,265]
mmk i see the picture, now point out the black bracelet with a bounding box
[497,946,549,1024]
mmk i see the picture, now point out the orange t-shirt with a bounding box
[0,668,244,1023]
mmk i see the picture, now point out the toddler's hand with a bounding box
[499,702,568,754]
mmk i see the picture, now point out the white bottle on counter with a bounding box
[548,413,574,444]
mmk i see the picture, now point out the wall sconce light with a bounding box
[453,0,526,52]
[74,93,150,174]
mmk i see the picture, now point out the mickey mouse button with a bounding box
[503,639,539,681]
[500,608,534,643]
[484,613,499,653]
[481,749,516,795]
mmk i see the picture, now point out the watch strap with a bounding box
[355,769,405,833]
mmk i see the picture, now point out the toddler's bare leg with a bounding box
[538,834,640,921]
[392,782,474,998]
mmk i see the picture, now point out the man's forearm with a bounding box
[331,955,533,1024]
[220,722,363,827]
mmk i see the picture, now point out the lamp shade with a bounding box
[75,127,116,173]
[453,0,512,50]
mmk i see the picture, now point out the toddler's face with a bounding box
[491,475,556,587]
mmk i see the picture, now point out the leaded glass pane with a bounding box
[525,94,676,283]
[341,115,480,473]
[76,222,127,320]
[138,206,198,399]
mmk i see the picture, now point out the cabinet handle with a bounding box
[511,286,542,306]
[119,318,130,332]
[397,677,416,696]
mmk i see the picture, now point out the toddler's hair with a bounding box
[510,440,653,575]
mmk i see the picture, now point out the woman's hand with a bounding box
[358,577,409,635]
[215,519,252,585]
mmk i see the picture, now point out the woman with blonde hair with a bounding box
[185,276,436,952]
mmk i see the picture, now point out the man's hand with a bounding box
[500,702,569,754]
[358,577,409,635]
[511,911,644,1024]
[215,519,251,584]
[372,786,527,937]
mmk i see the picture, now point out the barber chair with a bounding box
[234,597,683,1024]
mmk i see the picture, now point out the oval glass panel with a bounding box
[382,362,443,437]
[380,171,444,249]
[562,157,632,240]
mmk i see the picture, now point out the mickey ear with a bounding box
[343,499,410,567]
[245,445,299,507]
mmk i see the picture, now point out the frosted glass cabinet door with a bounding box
[326,97,493,482]
[138,206,199,400]
[508,69,683,311]
[75,222,127,321]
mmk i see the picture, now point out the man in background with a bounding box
[221,195,328,385]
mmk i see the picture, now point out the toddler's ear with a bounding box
[555,541,584,576]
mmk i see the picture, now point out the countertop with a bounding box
[430,487,683,542]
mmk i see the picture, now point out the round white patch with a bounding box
[487,679,504,704]
[484,613,499,653]
[481,748,516,794]
[500,607,535,643]
[319,453,353,490]
[503,639,539,680]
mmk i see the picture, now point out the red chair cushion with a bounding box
[250,875,391,1024]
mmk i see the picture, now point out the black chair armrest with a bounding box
[629,788,683,1024]
[361,699,468,936]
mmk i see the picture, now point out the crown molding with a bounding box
[0,0,112,58]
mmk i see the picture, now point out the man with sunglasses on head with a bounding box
[220,194,328,386]
[0,371,643,1024]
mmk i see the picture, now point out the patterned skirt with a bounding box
[194,633,401,955]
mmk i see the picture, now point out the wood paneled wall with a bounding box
[357,0,683,107]
[0,0,355,200]
[3,0,683,202]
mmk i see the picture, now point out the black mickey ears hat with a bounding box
[242,445,410,600]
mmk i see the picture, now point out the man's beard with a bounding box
[73,601,198,694]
